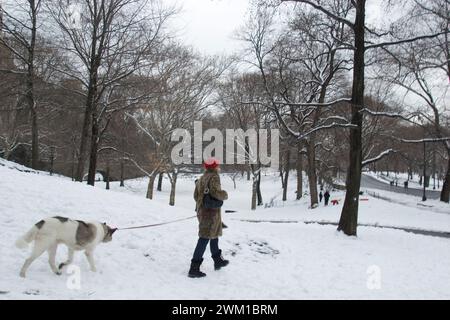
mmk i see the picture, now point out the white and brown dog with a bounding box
[15,216,117,278]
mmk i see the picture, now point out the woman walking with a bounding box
[189,157,229,278]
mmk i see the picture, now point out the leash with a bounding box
[118,215,197,231]
[117,209,238,231]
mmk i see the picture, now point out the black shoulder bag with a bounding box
[202,176,224,209]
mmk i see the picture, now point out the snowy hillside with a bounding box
[1,159,450,299]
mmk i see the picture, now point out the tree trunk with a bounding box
[157,172,163,191]
[440,153,450,203]
[75,47,99,182]
[71,149,75,181]
[87,116,100,186]
[432,150,436,190]
[306,141,318,208]
[27,57,39,170]
[251,177,257,210]
[146,174,156,199]
[75,89,95,182]
[296,149,303,200]
[256,171,263,206]
[49,147,54,176]
[169,172,177,206]
[337,0,365,236]
[28,0,39,170]
[30,103,39,169]
[282,148,290,201]
[106,163,110,190]
[120,160,124,187]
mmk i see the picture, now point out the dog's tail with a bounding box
[15,225,39,249]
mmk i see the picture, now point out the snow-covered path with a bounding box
[1,160,450,299]
[362,173,441,199]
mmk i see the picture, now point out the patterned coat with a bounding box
[193,170,228,239]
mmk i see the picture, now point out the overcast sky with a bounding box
[166,0,250,55]
[164,0,388,54]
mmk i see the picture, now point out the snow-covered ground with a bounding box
[1,159,450,299]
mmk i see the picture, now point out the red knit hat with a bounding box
[204,157,219,169]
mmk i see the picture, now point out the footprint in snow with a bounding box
[233,240,280,257]
[143,253,155,261]
[24,289,40,296]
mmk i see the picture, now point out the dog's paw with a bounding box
[19,272,26,278]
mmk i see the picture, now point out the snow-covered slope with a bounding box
[1,160,450,299]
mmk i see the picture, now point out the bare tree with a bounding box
[217,72,269,210]
[258,0,446,235]
[47,0,174,185]
[128,44,225,205]
[240,4,352,209]
[0,0,43,169]
[376,0,450,202]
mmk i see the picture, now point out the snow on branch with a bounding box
[241,98,352,109]
[97,146,131,156]
[297,122,357,140]
[362,149,395,167]
[281,0,355,29]
[365,31,447,50]
[125,112,161,147]
[272,98,352,108]
[360,108,421,124]
[400,137,450,143]
[124,157,164,178]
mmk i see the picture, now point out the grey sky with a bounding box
[165,0,388,55]
[166,0,250,55]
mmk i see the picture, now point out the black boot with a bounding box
[212,250,229,270]
[188,259,206,278]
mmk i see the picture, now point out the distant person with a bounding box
[189,157,229,278]
[324,190,330,206]
[395,180,398,187]
[319,191,323,203]
[404,181,408,189]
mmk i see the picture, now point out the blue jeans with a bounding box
[192,238,220,262]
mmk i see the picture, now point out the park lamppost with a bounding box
[422,140,427,202]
